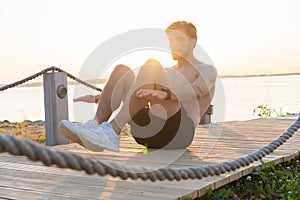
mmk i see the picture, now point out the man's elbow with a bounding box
[210,67,218,83]
[194,86,203,100]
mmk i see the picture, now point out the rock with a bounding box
[33,120,45,126]
[23,120,33,124]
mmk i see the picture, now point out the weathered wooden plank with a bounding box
[0,175,178,199]
[0,186,89,200]
[0,166,213,200]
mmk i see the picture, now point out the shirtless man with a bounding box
[59,21,217,152]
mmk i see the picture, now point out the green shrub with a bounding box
[199,153,300,199]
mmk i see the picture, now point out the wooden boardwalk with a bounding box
[0,117,299,199]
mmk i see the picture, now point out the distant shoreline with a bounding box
[1,73,300,87]
[220,72,300,79]
[0,78,108,88]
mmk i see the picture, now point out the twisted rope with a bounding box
[0,117,299,181]
[0,66,102,92]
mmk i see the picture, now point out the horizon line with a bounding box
[1,72,300,87]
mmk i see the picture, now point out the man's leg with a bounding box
[110,59,178,134]
[59,64,134,146]
[78,59,178,152]
[94,64,135,124]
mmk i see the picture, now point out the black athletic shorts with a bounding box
[128,107,195,149]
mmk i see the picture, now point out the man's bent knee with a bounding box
[113,64,131,74]
[144,58,160,65]
[135,59,167,86]
[138,60,164,76]
[111,64,135,79]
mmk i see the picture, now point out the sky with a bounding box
[0,0,300,84]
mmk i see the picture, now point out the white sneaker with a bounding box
[78,122,120,152]
[59,119,98,146]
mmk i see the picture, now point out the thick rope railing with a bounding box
[0,117,299,181]
[0,66,102,92]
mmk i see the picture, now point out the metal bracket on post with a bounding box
[43,71,69,146]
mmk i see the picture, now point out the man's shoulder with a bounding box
[194,60,212,67]
[194,61,217,75]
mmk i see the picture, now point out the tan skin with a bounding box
[74,29,217,135]
[74,95,100,103]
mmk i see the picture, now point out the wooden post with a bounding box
[200,104,213,125]
[43,71,69,146]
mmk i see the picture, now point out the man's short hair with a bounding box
[165,21,197,42]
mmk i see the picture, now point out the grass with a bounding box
[0,121,46,143]
[0,120,130,144]
[198,153,300,200]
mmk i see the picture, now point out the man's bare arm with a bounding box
[169,66,217,101]
[73,94,100,104]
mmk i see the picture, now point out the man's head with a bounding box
[165,21,197,61]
